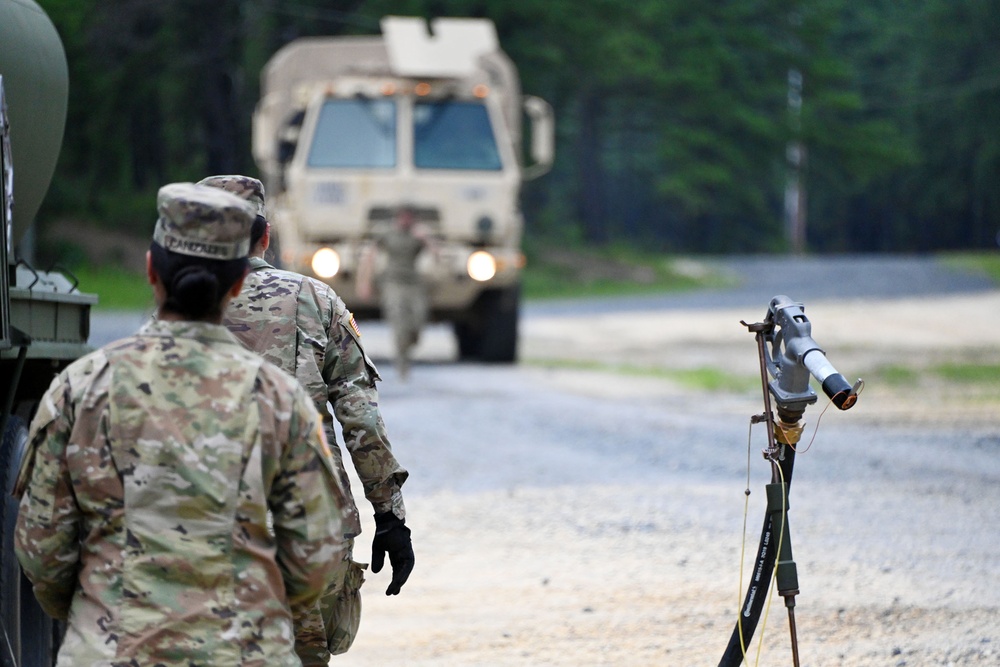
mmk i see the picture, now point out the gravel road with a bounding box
[89,255,1000,666]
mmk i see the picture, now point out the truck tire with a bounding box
[1,415,58,667]
[479,285,520,363]
[454,285,520,363]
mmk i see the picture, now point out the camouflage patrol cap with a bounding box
[197,174,267,219]
[152,182,254,260]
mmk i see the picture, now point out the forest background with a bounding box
[33,0,1000,258]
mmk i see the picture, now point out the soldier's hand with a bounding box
[371,512,414,595]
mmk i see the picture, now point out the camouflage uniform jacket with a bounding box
[378,225,425,284]
[14,320,349,667]
[225,256,408,536]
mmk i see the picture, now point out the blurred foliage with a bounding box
[33,0,1000,254]
[72,265,156,311]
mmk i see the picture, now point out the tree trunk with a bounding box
[577,89,607,244]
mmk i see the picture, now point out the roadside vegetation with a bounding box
[873,360,1000,389]
[940,252,1000,284]
[527,358,759,394]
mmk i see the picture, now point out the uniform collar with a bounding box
[139,318,244,347]
[248,256,274,271]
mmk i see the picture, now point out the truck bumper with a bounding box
[285,241,522,319]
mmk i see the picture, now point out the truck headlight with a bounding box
[467,250,496,282]
[311,247,340,278]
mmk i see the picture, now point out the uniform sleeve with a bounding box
[14,374,81,620]
[324,303,409,519]
[266,382,349,647]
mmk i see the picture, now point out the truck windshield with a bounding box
[307,98,396,168]
[413,101,502,171]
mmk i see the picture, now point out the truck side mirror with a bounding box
[522,95,554,181]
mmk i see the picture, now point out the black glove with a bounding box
[371,512,414,595]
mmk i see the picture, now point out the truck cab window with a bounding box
[308,98,396,168]
[413,101,502,171]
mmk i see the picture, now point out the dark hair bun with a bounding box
[165,265,220,318]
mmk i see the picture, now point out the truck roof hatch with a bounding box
[381,16,498,79]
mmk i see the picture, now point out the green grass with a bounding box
[526,358,758,393]
[932,362,1000,383]
[871,361,1000,387]
[872,364,921,386]
[72,265,155,311]
[939,251,1000,284]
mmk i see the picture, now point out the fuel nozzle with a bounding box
[766,295,861,412]
[802,349,861,410]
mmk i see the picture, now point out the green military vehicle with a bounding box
[252,17,554,362]
[1,1,96,663]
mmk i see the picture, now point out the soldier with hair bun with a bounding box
[14,182,350,666]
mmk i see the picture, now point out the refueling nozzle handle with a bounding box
[769,295,860,411]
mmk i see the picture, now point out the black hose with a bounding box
[718,448,795,666]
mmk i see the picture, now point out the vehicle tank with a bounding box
[0,0,69,247]
[2,2,93,664]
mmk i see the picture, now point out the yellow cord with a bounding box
[735,419,789,666]
[791,380,865,454]
[752,458,787,666]
[735,380,864,664]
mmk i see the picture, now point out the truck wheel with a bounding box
[1,414,58,667]
[478,285,520,363]
[453,321,480,361]
[453,286,520,363]
[1,415,27,666]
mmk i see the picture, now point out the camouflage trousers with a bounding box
[380,280,428,378]
[298,540,367,666]
[320,424,365,657]
[322,548,367,656]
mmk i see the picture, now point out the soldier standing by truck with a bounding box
[14,183,350,666]
[356,204,438,380]
[198,174,414,658]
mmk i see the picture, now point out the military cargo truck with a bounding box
[1,1,95,663]
[252,16,554,362]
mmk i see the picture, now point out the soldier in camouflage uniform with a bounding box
[198,175,413,657]
[14,183,350,667]
[356,204,437,380]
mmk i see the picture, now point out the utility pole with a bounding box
[785,68,806,254]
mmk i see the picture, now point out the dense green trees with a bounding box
[35,0,1000,253]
